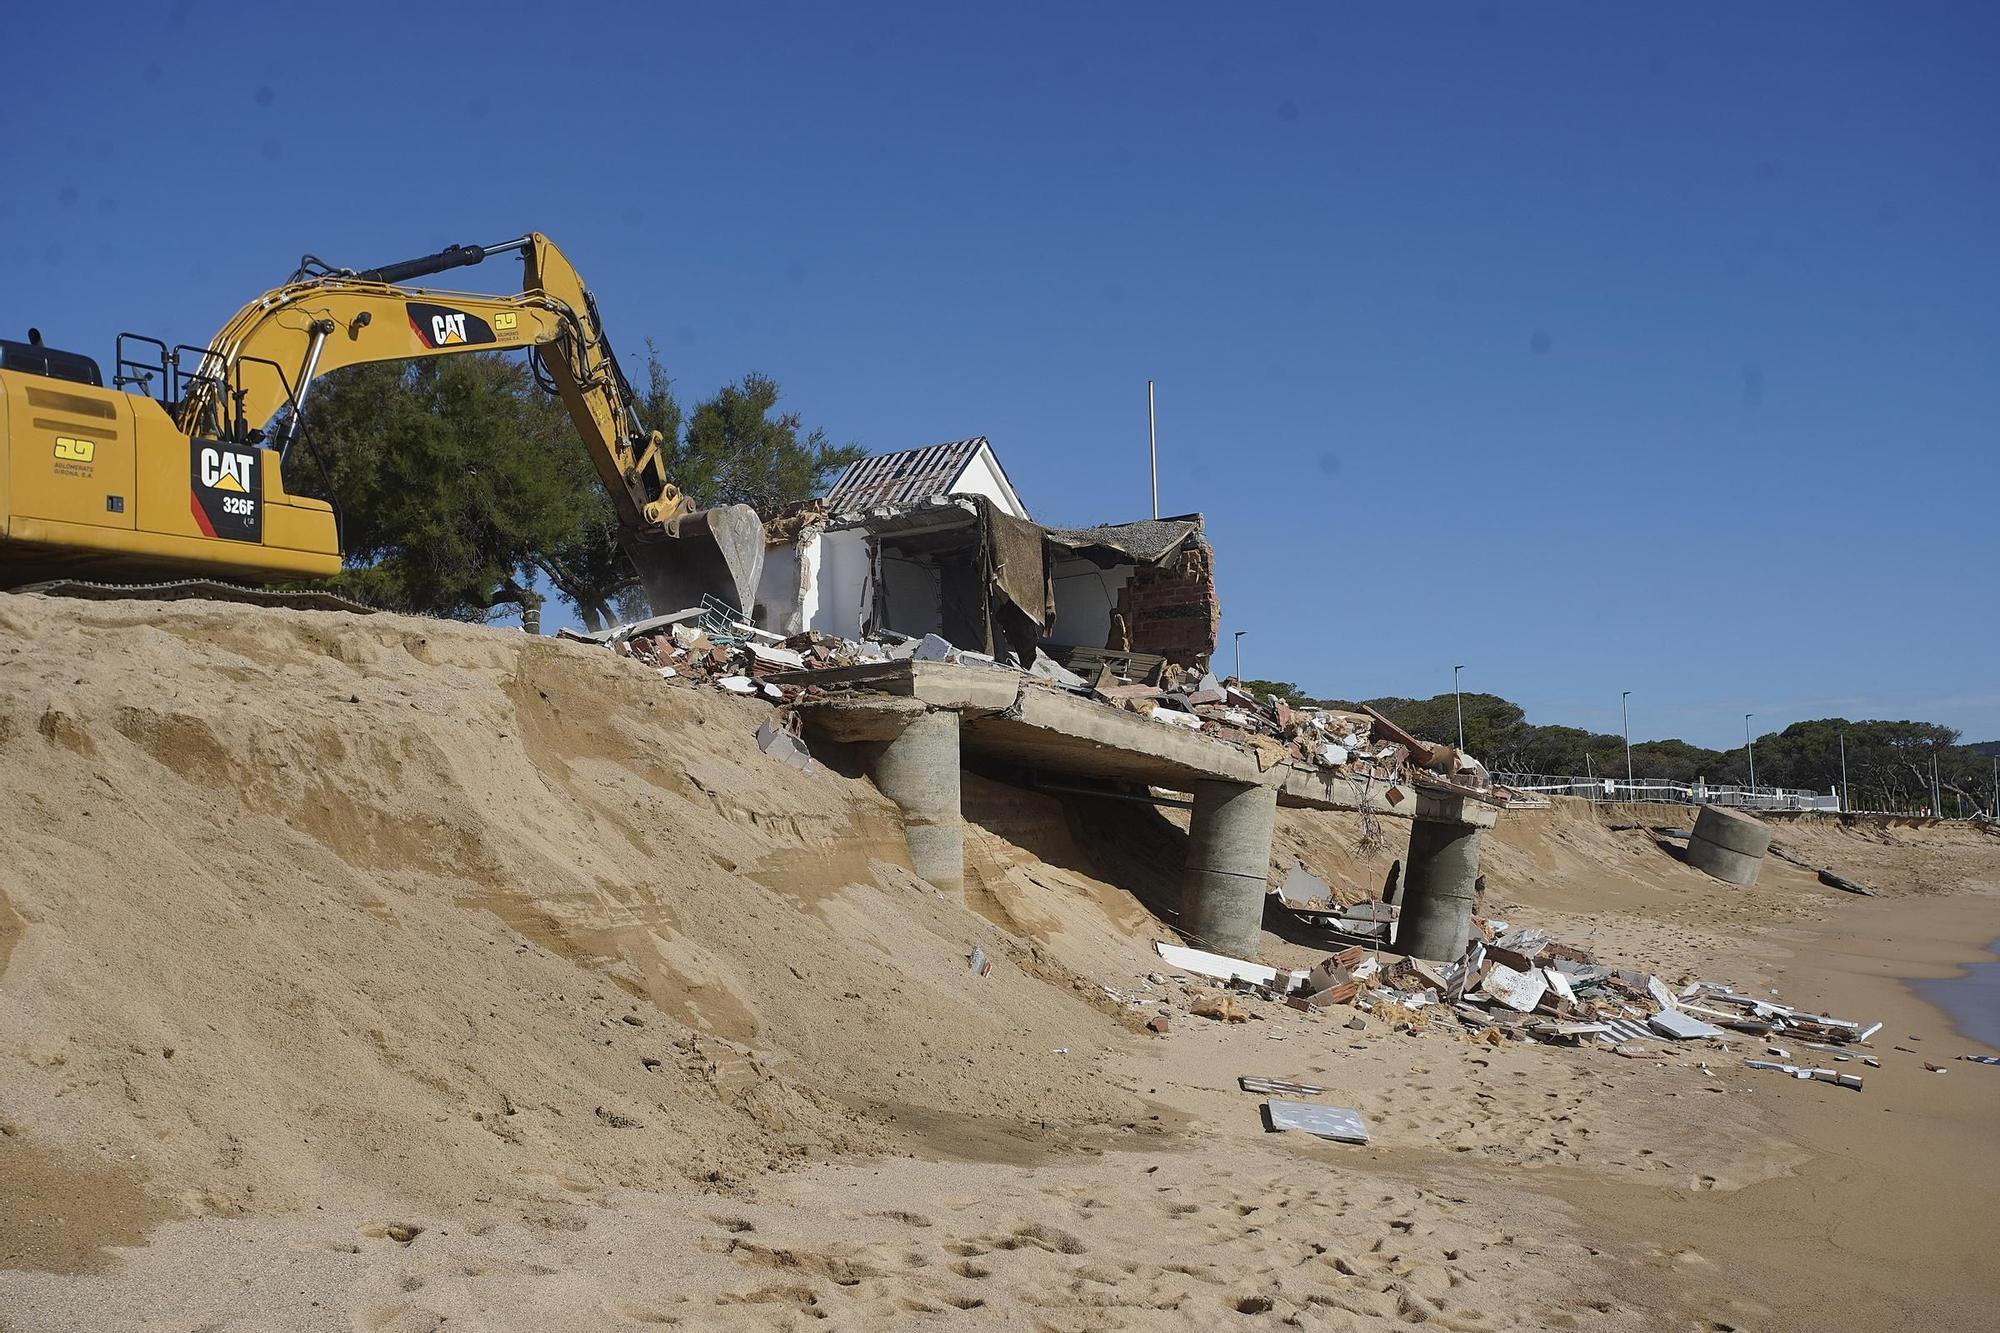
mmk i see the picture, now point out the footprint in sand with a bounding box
[600,1296,682,1325]
[352,1302,442,1333]
[356,1221,425,1245]
[868,1209,933,1227]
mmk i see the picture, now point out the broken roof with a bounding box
[1046,514,1204,565]
[821,501,1207,570]
[823,437,1026,516]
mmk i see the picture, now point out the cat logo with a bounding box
[199,446,254,492]
[54,436,95,462]
[405,301,498,351]
[189,440,262,542]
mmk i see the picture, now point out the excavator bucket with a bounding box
[626,503,767,620]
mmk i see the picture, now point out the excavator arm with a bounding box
[177,233,764,614]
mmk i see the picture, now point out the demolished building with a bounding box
[569,433,1515,963]
[752,437,1222,675]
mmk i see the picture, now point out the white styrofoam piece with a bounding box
[1265,1099,1371,1144]
[1648,1008,1725,1040]
[1481,962,1548,1013]
[1155,941,1307,993]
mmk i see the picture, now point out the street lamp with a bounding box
[1745,713,1757,796]
[1454,665,1466,753]
[1233,630,1246,683]
[1622,691,1633,792]
[1839,728,1850,814]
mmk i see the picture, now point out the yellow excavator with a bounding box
[0,233,764,613]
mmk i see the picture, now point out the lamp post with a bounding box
[1745,713,1756,798]
[1622,691,1633,793]
[1454,665,1466,753]
[1147,379,1159,520]
[1839,729,1850,813]
[1233,630,1246,684]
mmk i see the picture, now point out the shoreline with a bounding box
[1656,880,2000,1329]
[1865,892,2000,1058]
[1909,934,2000,1053]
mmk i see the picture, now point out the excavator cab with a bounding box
[1,330,104,386]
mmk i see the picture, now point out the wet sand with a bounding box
[1545,882,2000,1332]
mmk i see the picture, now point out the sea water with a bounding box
[1913,938,2000,1051]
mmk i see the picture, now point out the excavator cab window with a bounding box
[1,333,103,386]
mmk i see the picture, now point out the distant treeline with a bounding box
[1239,680,1997,813]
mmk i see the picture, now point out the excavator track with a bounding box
[13,579,377,614]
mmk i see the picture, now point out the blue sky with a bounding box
[6,2,1996,749]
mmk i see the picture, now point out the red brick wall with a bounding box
[1114,537,1220,670]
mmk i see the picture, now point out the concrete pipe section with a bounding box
[1685,804,1772,886]
[1179,779,1281,958]
[1396,790,1500,962]
[864,708,965,894]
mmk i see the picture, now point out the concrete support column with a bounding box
[1685,804,1771,885]
[1396,791,1499,962]
[1179,779,1279,958]
[866,708,963,893]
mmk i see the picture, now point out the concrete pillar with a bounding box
[1685,804,1771,886]
[1396,791,1499,962]
[866,708,963,893]
[1179,779,1279,958]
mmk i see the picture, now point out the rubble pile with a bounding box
[1134,916,1882,1083]
[559,605,891,705]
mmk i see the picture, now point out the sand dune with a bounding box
[3,595,1997,1330]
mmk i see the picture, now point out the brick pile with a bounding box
[1115,537,1221,671]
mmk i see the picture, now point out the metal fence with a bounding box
[1491,773,1841,812]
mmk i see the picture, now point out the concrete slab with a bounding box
[1414,787,1502,828]
[788,661,1424,818]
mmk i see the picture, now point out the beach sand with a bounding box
[1,596,1996,1330]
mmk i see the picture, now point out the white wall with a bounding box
[753,541,802,633]
[1048,557,1134,649]
[809,527,872,640]
[950,446,1027,519]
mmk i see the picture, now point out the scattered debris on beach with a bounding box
[1134,908,1885,1089]
[1745,1059,1864,1090]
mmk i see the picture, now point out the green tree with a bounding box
[1365,692,1526,760]
[1238,678,1311,706]
[306,355,572,620]
[521,347,686,631]
[675,372,864,513]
